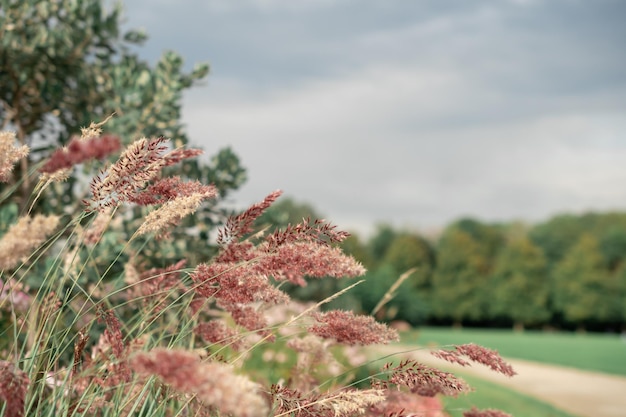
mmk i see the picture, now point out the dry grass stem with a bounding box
[371,267,417,316]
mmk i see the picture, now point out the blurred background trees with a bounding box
[258,195,626,331]
[488,235,550,330]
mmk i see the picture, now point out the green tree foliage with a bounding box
[0,0,246,268]
[614,265,626,323]
[368,224,397,266]
[489,235,550,329]
[383,233,435,278]
[357,232,436,325]
[242,192,626,329]
[455,218,504,257]
[431,219,503,324]
[552,233,622,327]
[530,213,626,267]
[529,213,626,329]
[340,234,374,270]
[0,0,244,209]
[599,226,626,272]
[528,215,583,266]
[0,0,208,145]
[382,232,435,303]
[351,263,430,324]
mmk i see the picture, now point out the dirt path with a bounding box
[373,345,626,417]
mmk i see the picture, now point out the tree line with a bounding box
[259,198,626,331]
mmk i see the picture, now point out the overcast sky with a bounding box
[121,0,626,236]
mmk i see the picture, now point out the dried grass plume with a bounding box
[130,348,268,417]
[0,131,29,183]
[0,214,60,270]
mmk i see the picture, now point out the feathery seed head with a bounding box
[309,310,398,346]
[130,349,268,417]
[0,131,29,183]
[0,214,60,270]
[0,361,29,417]
[87,137,169,211]
[136,191,215,238]
[39,134,121,175]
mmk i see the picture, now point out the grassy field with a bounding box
[401,327,626,376]
[441,372,579,417]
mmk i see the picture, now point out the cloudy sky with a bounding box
[121,0,626,236]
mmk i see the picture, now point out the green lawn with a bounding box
[442,373,580,417]
[401,327,626,376]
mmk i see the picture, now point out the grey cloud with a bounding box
[119,0,626,234]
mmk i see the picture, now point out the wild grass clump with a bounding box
[0,120,514,417]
